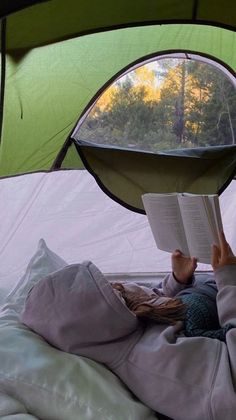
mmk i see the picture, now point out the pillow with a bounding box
[0,239,157,420]
[2,238,67,315]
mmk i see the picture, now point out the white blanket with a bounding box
[0,392,39,419]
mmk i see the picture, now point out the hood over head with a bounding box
[21,262,142,367]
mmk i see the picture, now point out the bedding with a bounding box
[0,239,158,419]
[0,392,38,419]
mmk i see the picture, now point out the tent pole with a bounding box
[0,18,6,145]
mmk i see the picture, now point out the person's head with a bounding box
[112,283,186,325]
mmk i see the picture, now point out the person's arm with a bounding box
[212,231,236,327]
[162,250,197,297]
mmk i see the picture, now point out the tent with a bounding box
[0,1,236,418]
[1,0,236,287]
[1,1,236,207]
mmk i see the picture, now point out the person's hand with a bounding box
[171,250,197,284]
[211,231,236,271]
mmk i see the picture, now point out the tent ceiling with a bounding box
[1,24,236,178]
[0,0,236,212]
[2,0,236,51]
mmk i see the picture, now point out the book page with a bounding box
[208,195,223,242]
[142,193,189,256]
[178,194,222,264]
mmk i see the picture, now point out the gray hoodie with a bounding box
[21,262,236,420]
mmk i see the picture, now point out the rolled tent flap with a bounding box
[66,141,236,213]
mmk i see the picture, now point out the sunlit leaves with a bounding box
[77,58,236,151]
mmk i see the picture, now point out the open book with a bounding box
[142,193,223,264]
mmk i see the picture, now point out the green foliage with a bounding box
[77,59,236,152]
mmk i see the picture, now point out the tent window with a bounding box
[74,54,236,152]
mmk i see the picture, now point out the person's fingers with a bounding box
[191,257,198,269]
[172,250,182,262]
[219,231,230,258]
[173,249,182,256]
[227,243,235,257]
[211,244,220,268]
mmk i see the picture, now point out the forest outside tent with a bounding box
[77,55,236,153]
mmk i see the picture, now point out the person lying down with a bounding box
[21,232,236,420]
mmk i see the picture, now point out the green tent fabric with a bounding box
[71,143,236,212]
[1,0,236,49]
[0,1,236,212]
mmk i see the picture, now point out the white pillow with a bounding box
[0,239,157,420]
[3,238,67,314]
